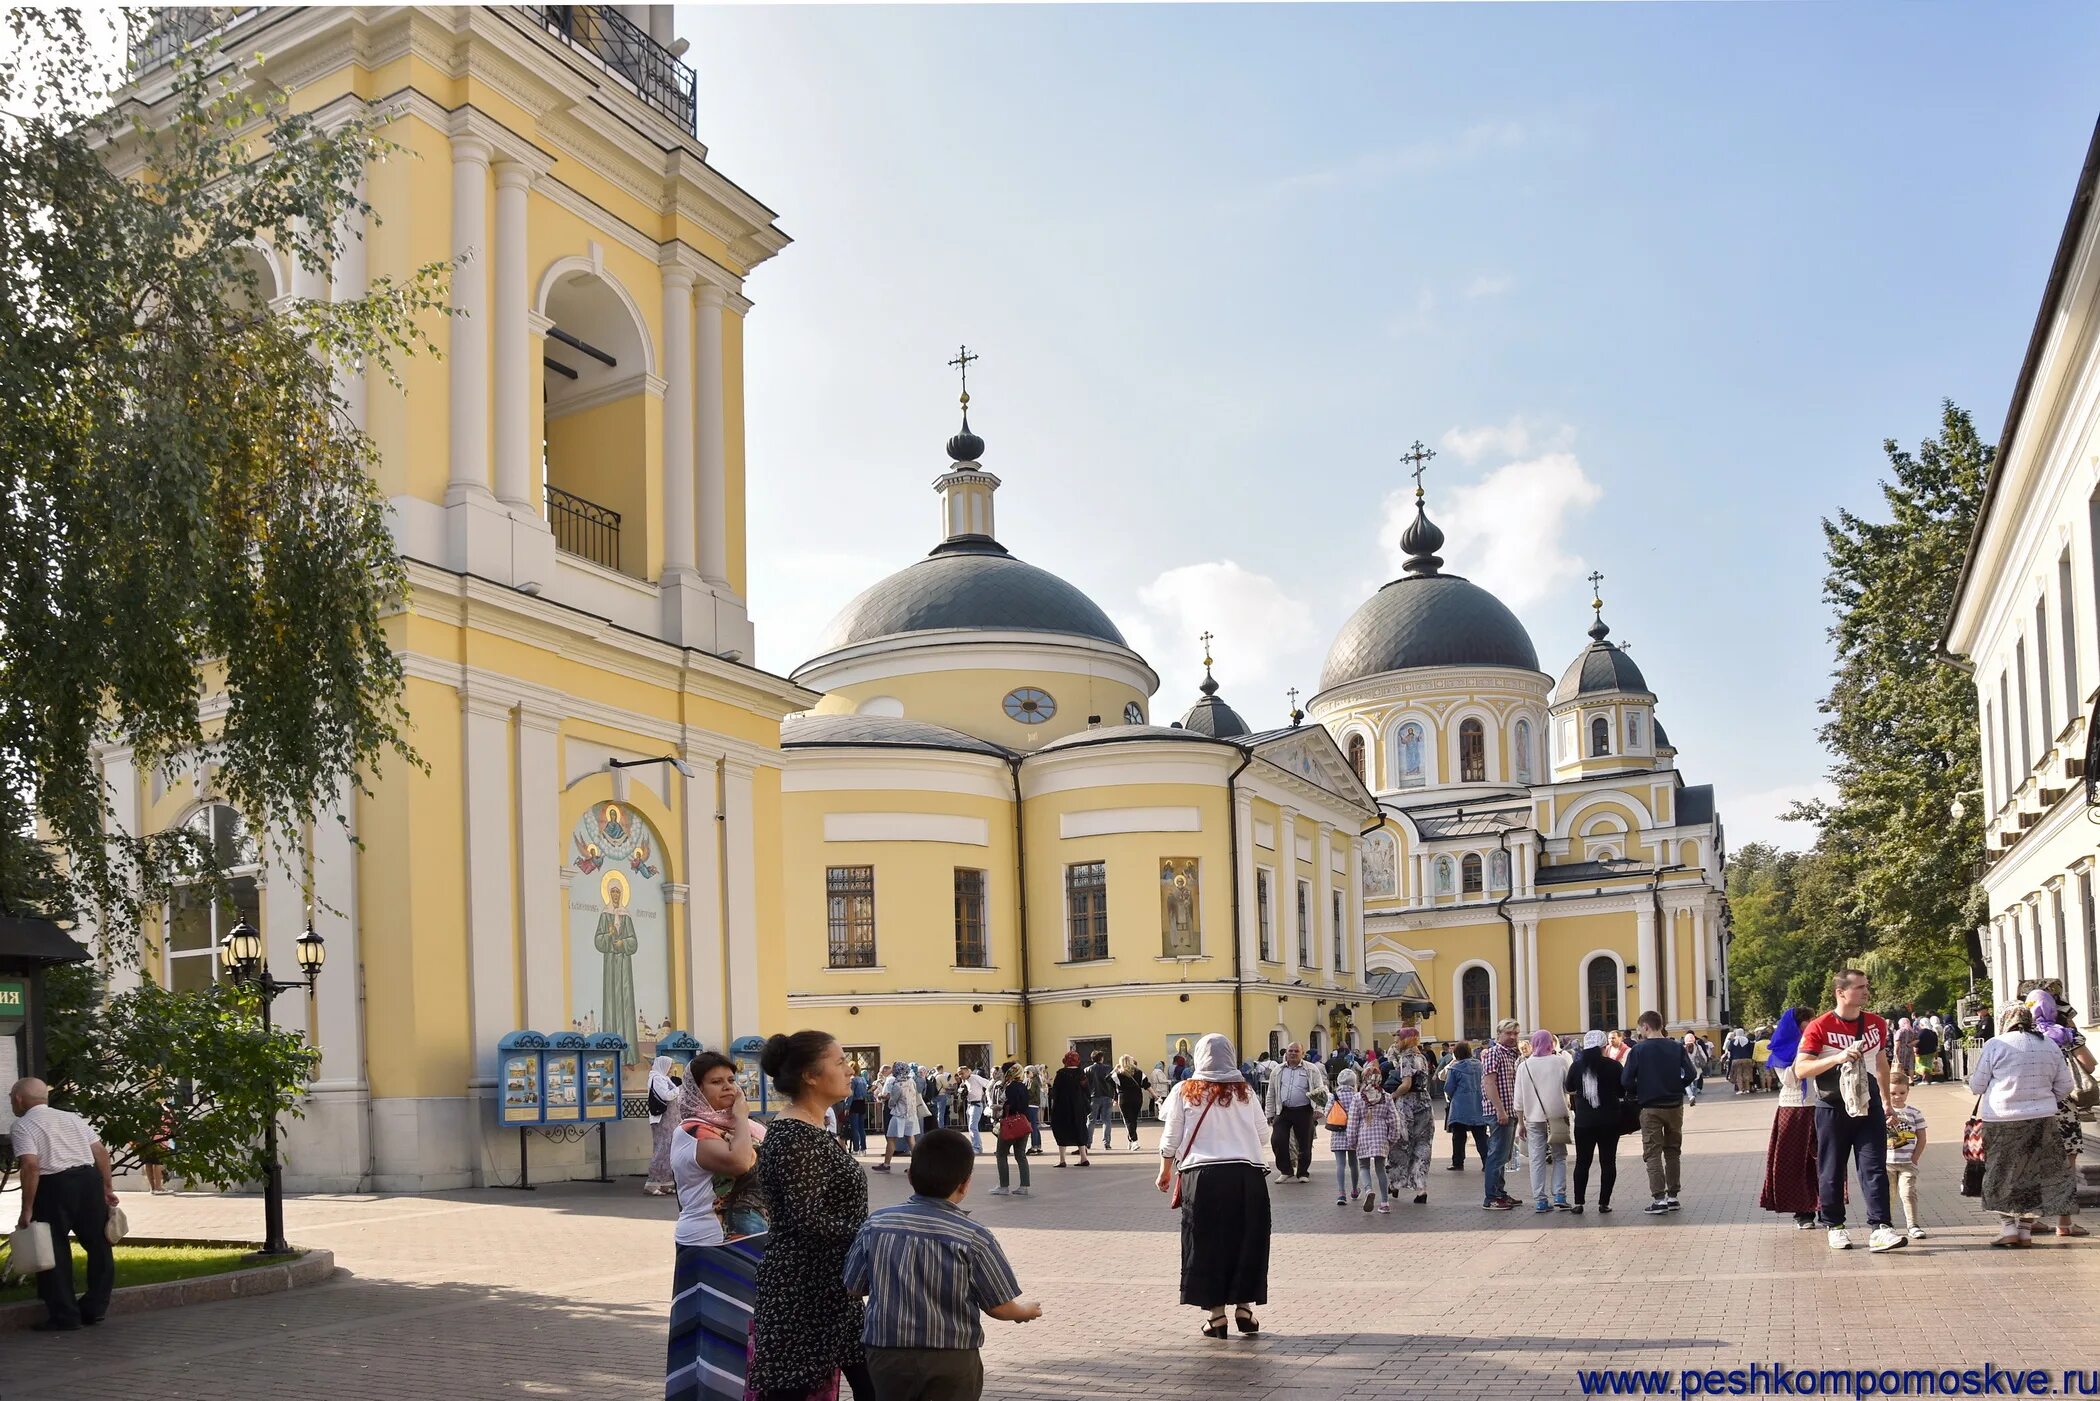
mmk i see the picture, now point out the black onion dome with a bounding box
[806,541,1128,657]
[1319,574,1541,691]
[1552,616,1652,703]
[1654,720,1673,750]
[946,408,985,463]
[1178,668,1250,738]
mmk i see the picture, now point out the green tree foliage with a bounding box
[1771,403,1988,1012]
[0,11,444,956]
[36,962,319,1187]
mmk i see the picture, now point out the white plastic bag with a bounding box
[7,1220,55,1275]
[106,1204,129,1245]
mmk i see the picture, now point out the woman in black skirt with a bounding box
[1154,1033,1272,1338]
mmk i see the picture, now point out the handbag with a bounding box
[1960,1094,1986,1198]
[2068,1049,2099,1111]
[997,1111,1030,1142]
[1166,1094,1218,1209]
[1525,1066,1572,1149]
[6,1220,55,1275]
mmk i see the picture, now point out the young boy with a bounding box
[844,1128,1041,1401]
[1885,1073,1929,1240]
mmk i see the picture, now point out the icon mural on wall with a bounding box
[569,801,668,1090]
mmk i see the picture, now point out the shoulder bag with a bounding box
[2066,1046,2099,1111]
[1960,1094,1986,1197]
[1167,1091,1219,1210]
[1526,1065,1571,1148]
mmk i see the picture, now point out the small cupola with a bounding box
[1176,634,1250,738]
[931,344,1004,555]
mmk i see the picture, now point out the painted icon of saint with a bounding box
[594,871,641,1067]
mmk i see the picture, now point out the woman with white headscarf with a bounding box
[1562,1030,1626,1215]
[644,1054,681,1195]
[1155,1033,1271,1338]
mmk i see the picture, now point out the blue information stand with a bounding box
[496,1028,628,1189]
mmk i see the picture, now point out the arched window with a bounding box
[1626,712,1643,750]
[1585,956,1621,1032]
[1347,733,1366,783]
[1397,722,1426,788]
[1590,715,1611,757]
[1461,853,1483,894]
[1514,719,1533,784]
[1462,966,1492,1042]
[166,804,261,993]
[542,267,653,580]
[1459,718,1486,783]
[1434,856,1455,894]
[1308,1027,1325,1057]
[1489,850,1510,891]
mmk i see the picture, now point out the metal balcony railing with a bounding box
[545,483,621,572]
[132,7,252,71]
[521,5,698,135]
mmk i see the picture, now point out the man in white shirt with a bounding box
[960,1066,993,1153]
[1260,1043,1328,1182]
[10,1077,119,1332]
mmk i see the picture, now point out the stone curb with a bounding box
[0,1242,336,1331]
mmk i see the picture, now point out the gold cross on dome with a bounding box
[947,344,978,403]
[1401,440,1436,499]
[1587,570,1605,612]
[1199,630,1215,668]
[1286,686,1300,711]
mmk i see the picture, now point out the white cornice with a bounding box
[793,631,1160,699]
[789,991,1024,1008]
[545,371,666,421]
[1309,666,1553,717]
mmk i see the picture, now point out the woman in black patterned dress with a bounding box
[747,1030,870,1401]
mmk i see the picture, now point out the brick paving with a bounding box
[8,1081,2098,1400]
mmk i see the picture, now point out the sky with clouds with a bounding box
[682,2,2100,852]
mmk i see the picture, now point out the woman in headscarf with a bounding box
[1147,1060,1173,1121]
[1155,1033,1271,1338]
[872,1061,923,1174]
[645,1054,682,1195]
[1757,1009,1822,1228]
[2026,989,2094,1238]
[1971,1000,2077,1247]
[1515,1028,1572,1212]
[1894,1017,1917,1080]
[665,1052,768,1401]
[1385,1026,1436,1205]
[1564,1029,1626,1214]
[1048,1050,1093,1167]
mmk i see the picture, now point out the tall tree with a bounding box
[0,11,445,953]
[1791,402,1989,1001]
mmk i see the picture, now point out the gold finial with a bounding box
[1587,569,1605,615]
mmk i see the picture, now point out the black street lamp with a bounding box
[218,916,324,1258]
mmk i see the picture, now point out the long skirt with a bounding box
[1758,1105,1820,1215]
[1178,1162,1270,1309]
[1390,1098,1435,1192]
[647,1117,677,1191]
[667,1233,768,1401]
[1982,1117,2080,1220]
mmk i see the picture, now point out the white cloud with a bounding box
[1382,448,1602,612]
[1121,561,1319,729]
[1464,273,1516,300]
[1438,418,1573,464]
[1725,783,1834,853]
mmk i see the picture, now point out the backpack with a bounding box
[1325,1098,1349,1129]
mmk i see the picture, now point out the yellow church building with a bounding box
[94,6,1730,1191]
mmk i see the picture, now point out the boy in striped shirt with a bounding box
[844,1128,1041,1400]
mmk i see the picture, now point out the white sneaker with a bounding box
[1907,1226,1927,1240]
[1867,1226,1908,1253]
[988,1186,1009,1196]
[1827,1226,1852,1250]
[1011,1187,1029,1197]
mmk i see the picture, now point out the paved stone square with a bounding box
[9,1081,2098,1400]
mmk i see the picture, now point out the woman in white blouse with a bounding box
[1969,1002,2076,1247]
[1515,1029,1572,1213]
[1156,1033,1271,1339]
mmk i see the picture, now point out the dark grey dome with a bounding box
[809,542,1128,656]
[1318,574,1540,692]
[782,712,1011,757]
[1654,720,1673,750]
[1038,724,1228,753]
[1553,617,1652,703]
[1177,667,1249,738]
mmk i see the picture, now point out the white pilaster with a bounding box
[1233,792,1258,985]
[310,775,362,1091]
[492,161,533,510]
[1635,905,1658,1022]
[680,743,726,1047]
[1278,808,1299,979]
[722,757,760,1040]
[693,286,730,586]
[1313,825,1331,975]
[462,692,516,1082]
[1664,908,1683,1027]
[661,266,697,576]
[1412,851,1427,910]
[518,707,564,1032]
[447,135,492,503]
[100,747,141,993]
[1691,904,1710,1028]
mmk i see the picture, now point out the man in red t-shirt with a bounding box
[1794,968,1904,1253]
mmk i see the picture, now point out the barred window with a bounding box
[1461,853,1483,894]
[1459,718,1486,782]
[1066,861,1108,961]
[1331,889,1346,971]
[826,865,877,968]
[1297,880,1312,965]
[954,868,988,967]
[1256,869,1275,961]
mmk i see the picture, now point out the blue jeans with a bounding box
[848,1106,867,1152]
[933,1097,950,1129]
[1091,1096,1115,1147]
[1333,1142,1360,1197]
[1483,1120,1514,1204]
[964,1102,983,1154]
[1026,1105,1042,1150]
[1815,1096,1891,1228]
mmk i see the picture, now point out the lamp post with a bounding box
[218,916,324,1258]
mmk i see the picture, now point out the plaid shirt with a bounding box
[1477,1040,1517,1118]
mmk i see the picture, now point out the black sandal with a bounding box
[1202,1315,1229,1339]
[1234,1307,1260,1335]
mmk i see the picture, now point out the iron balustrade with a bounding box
[521,5,698,135]
[132,7,252,71]
[545,483,621,572]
